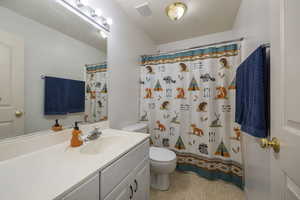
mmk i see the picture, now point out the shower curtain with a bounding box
[85,63,108,123]
[140,43,243,188]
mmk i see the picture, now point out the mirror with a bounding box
[0,0,108,139]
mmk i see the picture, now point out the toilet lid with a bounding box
[149,147,176,162]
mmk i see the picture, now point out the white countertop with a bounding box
[0,129,149,200]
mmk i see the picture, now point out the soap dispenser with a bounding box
[70,122,83,147]
[52,119,63,132]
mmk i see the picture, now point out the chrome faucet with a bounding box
[85,127,102,142]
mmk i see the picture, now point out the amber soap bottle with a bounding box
[70,122,83,147]
[52,119,63,132]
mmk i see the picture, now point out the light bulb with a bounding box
[91,8,102,17]
[106,18,113,25]
[77,0,89,7]
[100,30,108,39]
[175,7,185,18]
[94,8,102,17]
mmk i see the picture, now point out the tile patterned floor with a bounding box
[150,171,245,200]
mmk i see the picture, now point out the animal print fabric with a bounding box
[140,44,244,188]
[85,65,108,123]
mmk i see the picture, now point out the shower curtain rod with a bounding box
[85,61,107,67]
[262,43,271,48]
[145,37,245,57]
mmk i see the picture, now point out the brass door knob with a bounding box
[260,137,280,153]
[15,110,23,117]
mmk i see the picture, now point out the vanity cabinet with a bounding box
[132,159,150,200]
[101,140,149,200]
[62,174,100,200]
[104,158,149,200]
[60,139,149,200]
[100,140,149,199]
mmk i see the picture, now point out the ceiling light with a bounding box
[166,2,187,21]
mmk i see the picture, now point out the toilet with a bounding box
[122,123,177,191]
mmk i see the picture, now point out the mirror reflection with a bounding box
[85,62,108,123]
[0,0,108,139]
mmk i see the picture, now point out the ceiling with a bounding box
[115,0,241,44]
[0,0,107,52]
[0,0,241,49]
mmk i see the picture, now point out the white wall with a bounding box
[233,0,271,58]
[88,0,156,129]
[158,30,235,52]
[0,7,106,134]
[232,0,271,200]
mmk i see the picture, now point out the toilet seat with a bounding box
[150,147,176,162]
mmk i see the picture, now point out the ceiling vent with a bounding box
[135,2,152,17]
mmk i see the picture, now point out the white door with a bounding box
[0,30,24,139]
[270,0,300,199]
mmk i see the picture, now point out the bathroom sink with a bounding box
[80,134,128,155]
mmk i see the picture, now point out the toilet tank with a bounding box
[122,123,149,133]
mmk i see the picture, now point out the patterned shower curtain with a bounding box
[139,43,243,188]
[85,63,108,123]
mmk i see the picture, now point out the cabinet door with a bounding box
[104,184,130,200]
[133,159,150,200]
[103,158,150,200]
[62,174,99,200]
[101,141,149,199]
[103,174,133,200]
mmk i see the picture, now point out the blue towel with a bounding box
[68,79,85,113]
[44,76,69,115]
[235,46,270,138]
[44,77,85,115]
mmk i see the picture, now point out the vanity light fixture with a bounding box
[166,2,187,21]
[76,0,88,7]
[55,0,111,33]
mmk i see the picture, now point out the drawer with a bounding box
[100,140,149,199]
